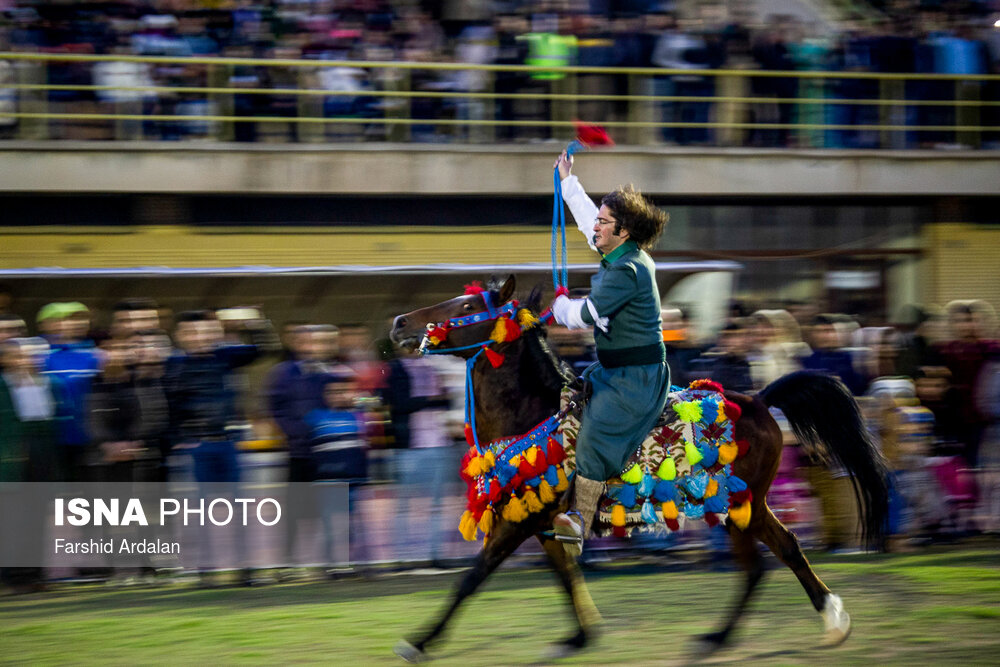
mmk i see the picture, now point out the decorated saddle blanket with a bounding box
[457,379,752,544]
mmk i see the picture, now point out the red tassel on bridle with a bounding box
[483,347,505,368]
[464,281,486,295]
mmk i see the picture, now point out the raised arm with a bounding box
[555,151,598,251]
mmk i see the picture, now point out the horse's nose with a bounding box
[391,315,408,339]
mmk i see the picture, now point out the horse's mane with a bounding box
[479,276,577,396]
[516,283,578,394]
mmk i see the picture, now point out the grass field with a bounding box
[3,542,1000,666]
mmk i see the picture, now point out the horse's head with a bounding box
[390,275,521,355]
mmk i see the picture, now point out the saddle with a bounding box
[558,379,752,537]
[457,379,752,544]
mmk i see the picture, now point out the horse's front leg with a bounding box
[536,534,602,659]
[394,517,531,662]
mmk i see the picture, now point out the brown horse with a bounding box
[389,275,889,662]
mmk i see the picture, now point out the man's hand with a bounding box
[552,294,587,329]
[554,150,573,180]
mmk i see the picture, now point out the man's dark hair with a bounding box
[812,314,837,327]
[175,310,215,324]
[113,298,158,313]
[721,320,745,333]
[600,185,669,250]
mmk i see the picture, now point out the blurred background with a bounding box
[0,0,999,590]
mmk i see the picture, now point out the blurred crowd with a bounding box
[1,0,999,147]
[1,285,999,591]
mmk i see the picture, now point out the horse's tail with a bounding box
[759,370,889,551]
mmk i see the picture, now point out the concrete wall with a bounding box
[1,143,997,196]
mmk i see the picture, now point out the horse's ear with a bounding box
[526,284,544,312]
[498,274,516,303]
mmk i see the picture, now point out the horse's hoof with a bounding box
[819,594,852,647]
[698,630,728,647]
[541,642,581,661]
[394,639,430,663]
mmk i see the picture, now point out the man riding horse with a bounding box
[550,150,671,557]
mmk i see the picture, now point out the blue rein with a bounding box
[552,139,584,291]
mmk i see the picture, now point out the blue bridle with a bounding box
[419,290,551,452]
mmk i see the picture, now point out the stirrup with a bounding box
[552,511,584,545]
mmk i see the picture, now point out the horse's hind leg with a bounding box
[394,519,528,662]
[700,525,765,648]
[537,536,602,658]
[755,507,851,647]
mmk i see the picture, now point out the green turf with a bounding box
[3,544,1000,666]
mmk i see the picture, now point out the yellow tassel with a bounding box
[684,441,703,466]
[717,442,738,466]
[555,467,569,492]
[524,489,544,513]
[661,500,678,520]
[479,507,494,535]
[459,510,478,541]
[525,446,539,467]
[656,458,676,481]
[621,464,642,484]
[716,409,727,425]
[464,456,483,479]
[705,478,719,498]
[483,450,496,472]
[509,454,521,467]
[538,479,556,504]
[611,504,627,526]
[502,494,529,522]
[490,318,508,344]
[729,502,752,530]
[517,309,539,328]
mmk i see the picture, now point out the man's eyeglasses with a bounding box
[595,217,617,226]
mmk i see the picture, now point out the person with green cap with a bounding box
[549,149,671,557]
[40,302,100,480]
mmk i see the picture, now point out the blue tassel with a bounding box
[684,474,709,499]
[653,479,677,503]
[543,467,559,487]
[618,484,637,508]
[641,499,658,524]
[639,473,656,497]
[700,399,719,423]
[699,445,719,468]
[527,475,541,487]
[684,501,705,519]
[704,495,726,514]
[496,465,514,486]
[726,476,747,493]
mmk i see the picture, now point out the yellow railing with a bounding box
[1,52,998,148]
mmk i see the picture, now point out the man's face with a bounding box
[324,382,355,410]
[0,319,25,344]
[113,309,160,338]
[301,330,338,362]
[1,342,45,374]
[915,375,947,402]
[283,325,309,356]
[100,338,137,369]
[592,204,629,255]
[720,328,748,356]
[951,312,976,340]
[810,324,840,350]
[61,313,90,342]
[176,320,223,354]
[133,334,171,365]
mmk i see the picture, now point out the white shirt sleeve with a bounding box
[560,174,598,251]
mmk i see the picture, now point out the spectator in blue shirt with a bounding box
[40,302,101,481]
[803,314,866,395]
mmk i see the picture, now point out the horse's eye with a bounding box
[462,302,473,312]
